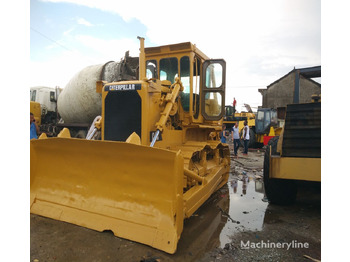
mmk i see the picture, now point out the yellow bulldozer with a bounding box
[30,37,230,254]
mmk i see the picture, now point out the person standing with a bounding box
[231,122,240,156]
[30,112,39,139]
[220,124,227,143]
[233,97,237,113]
[243,120,250,155]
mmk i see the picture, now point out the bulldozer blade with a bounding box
[30,138,184,254]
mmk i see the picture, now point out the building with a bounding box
[259,66,321,109]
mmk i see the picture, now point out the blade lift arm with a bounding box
[150,77,184,147]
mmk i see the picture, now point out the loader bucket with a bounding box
[30,138,184,254]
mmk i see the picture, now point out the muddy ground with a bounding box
[30,143,321,262]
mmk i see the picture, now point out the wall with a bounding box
[259,71,321,109]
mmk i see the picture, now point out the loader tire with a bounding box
[263,136,297,205]
[248,129,255,147]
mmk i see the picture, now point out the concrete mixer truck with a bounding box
[30,52,139,138]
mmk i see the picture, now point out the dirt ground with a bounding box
[30,143,321,262]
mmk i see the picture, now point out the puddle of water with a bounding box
[219,173,268,247]
[173,185,230,260]
[173,172,268,259]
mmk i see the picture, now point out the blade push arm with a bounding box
[86,116,102,140]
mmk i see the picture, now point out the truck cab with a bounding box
[30,86,60,124]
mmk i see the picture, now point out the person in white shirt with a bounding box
[231,122,240,156]
[243,120,250,155]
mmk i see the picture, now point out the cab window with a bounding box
[30,90,36,101]
[180,56,190,93]
[202,61,225,119]
[180,56,190,111]
[204,92,222,117]
[205,63,223,88]
[179,56,201,115]
[160,57,178,84]
[193,57,200,117]
[264,111,271,130]
[146,60,157,79]
[257,110,264,121]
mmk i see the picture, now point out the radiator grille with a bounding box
[104,91,141,141]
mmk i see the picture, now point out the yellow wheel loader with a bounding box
[30,37,230,254]
[263,67,321,205]
[263,100,321,205]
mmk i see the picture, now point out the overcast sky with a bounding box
[30,0,321,111]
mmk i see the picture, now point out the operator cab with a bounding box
[224,106,235,121]
[144,42,226,122]
[255,108,277,134]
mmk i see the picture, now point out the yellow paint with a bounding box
[38,133,47,139]
[30,138,184,254]
[268,126,275,136]
[57,128,71,138]
[125,132,141,145]
[270,156,321,182]
[30,101,41,126]
[30,39,230,254]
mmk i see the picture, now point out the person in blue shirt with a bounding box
[220,124,227,143]
[30,112,39,139]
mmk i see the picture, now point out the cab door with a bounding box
[200,59,226,121]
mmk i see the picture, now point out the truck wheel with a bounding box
[263,136,297,205]
[248,129,255,147]
[240,128,256,148]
